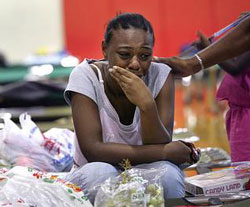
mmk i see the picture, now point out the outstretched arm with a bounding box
[155,15,250,77]
[197,15,250,68]
[193,31,250,76]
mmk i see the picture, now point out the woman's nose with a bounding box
[128,56,140,70]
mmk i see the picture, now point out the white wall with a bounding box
[0,0,64,64]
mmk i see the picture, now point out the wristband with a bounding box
[194,54,205,70]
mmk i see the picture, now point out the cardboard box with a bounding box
[185,168,250,196]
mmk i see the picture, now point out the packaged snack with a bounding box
[94,161,166,207]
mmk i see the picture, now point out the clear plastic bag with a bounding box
[94,166,166,207]
[0,113,74,172]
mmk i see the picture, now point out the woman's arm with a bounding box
[198,15,250,68]
[155,15,250,77]
[140,72,175,144]
[71,92,191,166]
[194,31,250,76]
[109,66,173,144]
[218,51,250,76]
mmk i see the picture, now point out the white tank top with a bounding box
[64,59,171,166]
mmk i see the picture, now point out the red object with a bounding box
[63,0,250,61]
[245,179,250,190]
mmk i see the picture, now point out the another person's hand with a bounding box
[192,31,211,51]
[153,31,210,78]
[153,56,201,78]
[109,66,154,110]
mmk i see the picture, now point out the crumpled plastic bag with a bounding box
[0,112,74,172]
[94,166,166,207]
[0,166,93,207]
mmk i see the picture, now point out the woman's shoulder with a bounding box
[68,59,88,78]
[72,59,91,72]
[147,62,172,80]
[75,59,107,74]
[65,59,102,105]
[150,62,172,72]
[67,59,99,90]
[70,59,102,79]
[145,62,172,98]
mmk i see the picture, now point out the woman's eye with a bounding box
[140,54,151,61]
[118,53,130,59]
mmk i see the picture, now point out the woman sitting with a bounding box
[64,12,197,203]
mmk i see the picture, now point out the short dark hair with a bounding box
[104,13,155,46]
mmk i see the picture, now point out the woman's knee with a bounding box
[84,162,118,175]
[160,161,185,198]
[64,162,119,204]
[64,162,118,188]
[135,161,185,198]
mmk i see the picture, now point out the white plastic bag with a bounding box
[42,128,75,171]
[19,112,44,144]
[0,113,74,172]
[0,166,93,207]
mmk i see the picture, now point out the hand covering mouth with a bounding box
[128,70,144,78]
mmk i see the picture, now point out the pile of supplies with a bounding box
[0,166,92,206]
[0,113,95,206]
[0,112,74,172]
[0,113,167,206]
[185,162,250,196]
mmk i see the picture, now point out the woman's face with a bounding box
[103,28,153,77]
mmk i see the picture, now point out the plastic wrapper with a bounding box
[198,147,231,164]
[233,161,250,179]
[0,166,93,207]
[0,113,74,172]
[94,166,166,207]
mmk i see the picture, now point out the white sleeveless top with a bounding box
[64,59,171,166]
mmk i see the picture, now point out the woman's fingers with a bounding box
[113,66,132,77]
[109,69,128,86]
[109,66,136,84]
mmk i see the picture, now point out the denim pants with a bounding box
[64,161,185,204]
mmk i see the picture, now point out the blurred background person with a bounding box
[156,12,250,162]
[0,50,8,68]
[193,12,250,162]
